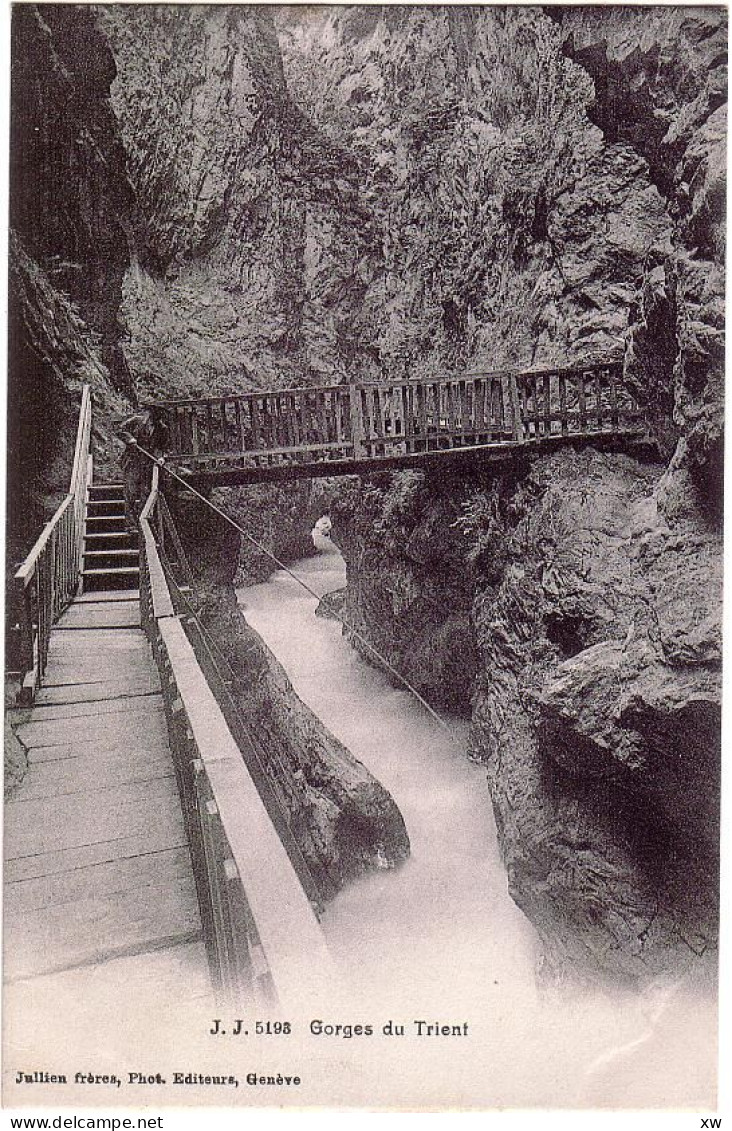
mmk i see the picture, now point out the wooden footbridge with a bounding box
[6,387,335,1015]
[146,362,645,485]
[6,362,645,1016]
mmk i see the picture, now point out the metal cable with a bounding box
[132,441,451,731]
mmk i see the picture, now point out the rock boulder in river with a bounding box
[170,489,410,899]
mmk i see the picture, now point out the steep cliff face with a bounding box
[7,5,134,611]
[100,4,374,396]
[279,6,670,378]
[331,470,480,715]
[11,5,133,390]
[471,447,720,975]
[558,7,726,506]
[315,6,725,977]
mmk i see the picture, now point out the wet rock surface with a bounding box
[331,471,480,716]
[170,491,410,899]
[470,447,720,975]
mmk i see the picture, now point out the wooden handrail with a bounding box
[139,460,159,525]
[14,385,92,702]
[142,382,348,409]
[15,495,74,583]
[143,362,624,409]
[70,385,92,494]
[160,616,335,1007]
[143,361,640,480]
[138,476,336,1008]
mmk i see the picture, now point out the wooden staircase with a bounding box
[82,483,140,593]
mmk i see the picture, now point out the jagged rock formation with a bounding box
[170,491,410,895]
[278,6,671,376]
[7,5,134,662]
[11,5,133,391]
[331,470,480,715]
[471,447,720,974]
[100,3,374,396]
[6,3,408,894]
[558,7,726,508]
[7,3,725,975]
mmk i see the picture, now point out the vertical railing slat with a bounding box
[578,372,588,432]
[595,369,604,430]
[249,396,261,453]
[349,385,365,458]
[543,373,552,437]
[559,372,569,435]
[609,366,620,431]
[416,382,427,450]
[509,374,524,443]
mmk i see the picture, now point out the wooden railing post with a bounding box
[15,579,35,704]
[349,383,366,459]
[508,372,525,443]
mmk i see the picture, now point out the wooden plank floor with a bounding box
[3,596,209,994]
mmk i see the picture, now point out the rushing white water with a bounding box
[239,533,717,1109]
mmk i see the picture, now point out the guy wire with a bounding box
[132,442,451,732]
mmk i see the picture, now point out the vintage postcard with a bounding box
[2,0,725,1117]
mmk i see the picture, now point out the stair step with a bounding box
[89,482,124,493]
[85,516,128,533]
[82,566,140,593]
[76,589,141,603]
[83,551,139,571]
[85,529,138,539]
[84,548,139,558]
[85,532,138,551]
[87,501,126,516]
[83,566,140,576]
[82,579,140,597]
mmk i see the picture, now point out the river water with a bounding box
[239,534,717,1109]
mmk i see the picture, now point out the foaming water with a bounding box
[239,535,717,1109]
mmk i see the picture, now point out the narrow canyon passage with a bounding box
[239,534,717,1109]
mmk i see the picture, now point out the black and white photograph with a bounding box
[2,0,726,1114]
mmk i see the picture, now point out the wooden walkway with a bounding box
[3,591,208,996]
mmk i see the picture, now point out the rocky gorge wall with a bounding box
[6,5,136,666]
[306,6,724,977]
[7,4,725,978]
[5,4,408,895]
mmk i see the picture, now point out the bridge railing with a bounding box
[14,385,92,702]
[515,363,640,442]
[139,467,335,1008]
[148,373,513,467]
[146,363,641,473]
